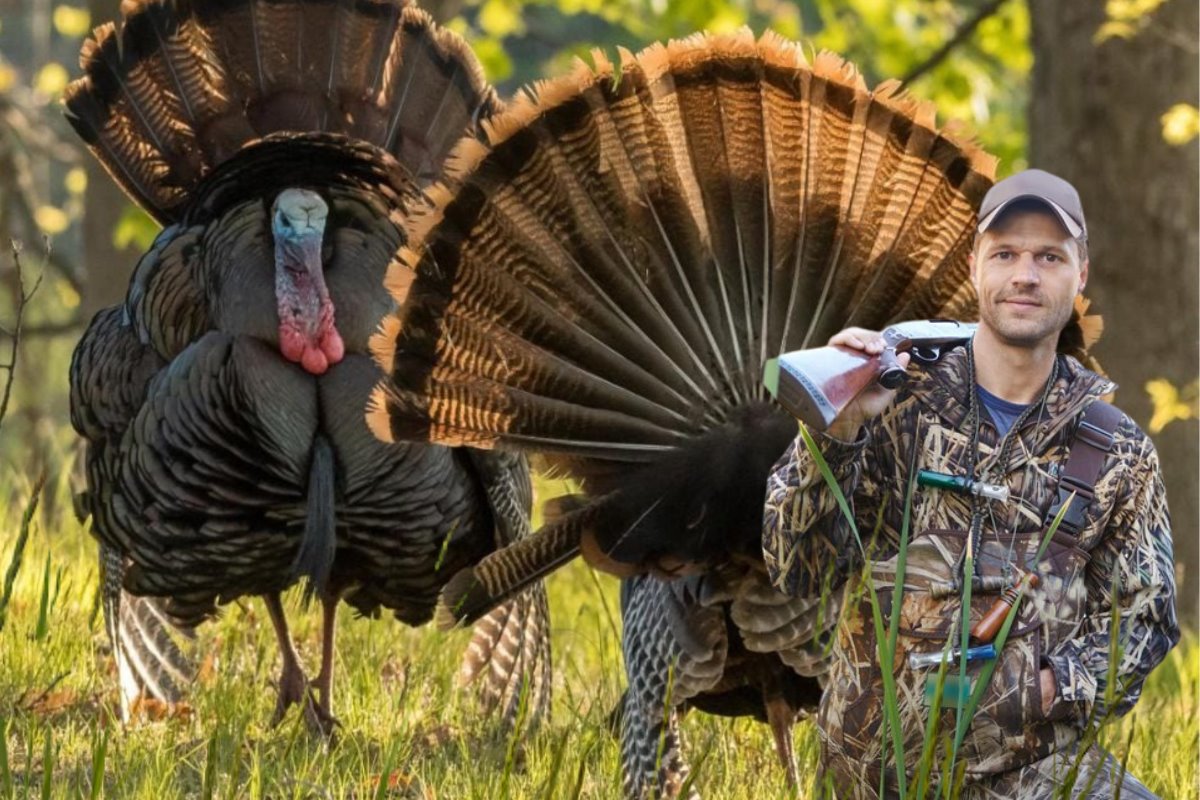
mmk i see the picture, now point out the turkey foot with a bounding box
[264,593,338,738]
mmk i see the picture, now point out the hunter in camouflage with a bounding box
[762,170,1179,798]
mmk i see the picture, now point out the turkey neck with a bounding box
[275,234,344,375]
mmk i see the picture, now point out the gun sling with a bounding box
[1046,400,1123,537]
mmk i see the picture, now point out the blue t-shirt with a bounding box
[977,385,1030,438]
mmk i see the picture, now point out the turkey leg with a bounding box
[312,594,339,721]
[263,593,334,736]
[764,688,799,791]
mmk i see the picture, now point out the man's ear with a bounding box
[1078,258,1090,294]
[969,249,979,286]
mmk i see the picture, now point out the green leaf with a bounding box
[113,205,160,252]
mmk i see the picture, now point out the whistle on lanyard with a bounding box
[928,575,1013,599]
[908,643,997,670]
[917,469,1009,503]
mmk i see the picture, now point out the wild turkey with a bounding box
[65,0,550,730]
[363,30,1107,797]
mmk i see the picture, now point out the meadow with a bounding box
[0,470,1196,799]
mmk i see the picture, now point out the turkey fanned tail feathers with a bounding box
[64,0,499,223]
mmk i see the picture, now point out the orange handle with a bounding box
[970,574,1040,643]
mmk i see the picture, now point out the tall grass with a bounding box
[0,465,1195,799]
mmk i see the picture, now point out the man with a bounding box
[762,169,1179,798]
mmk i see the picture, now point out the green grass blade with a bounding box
[914,637,956,797]
[0,472,45,635]
[798,424,867,559]
[89,725,108,800]
[34,552,52,642]
[0,717,11,800]
[40,726,53,800]
[201,728,219,800]
[800,423,907,797]
[949,550,973,780]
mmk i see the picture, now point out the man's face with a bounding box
[969,207,1088,349]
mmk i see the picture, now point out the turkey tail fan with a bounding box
[64,0,499,224]
[101,546,196,721]
[371,30,997,578]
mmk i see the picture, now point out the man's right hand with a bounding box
[824,327,910,441]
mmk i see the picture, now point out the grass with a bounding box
[0,467,1196,799]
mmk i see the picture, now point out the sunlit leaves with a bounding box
[34,206,69,235]
[52,6,91,38]
[55,279,80,310]
[113,205,161,252]
[479,0,525,38]
[472,37,515,81]
[1146,378,1199,434]
[33,63,69,97]
[1095,0,1168,43]
[64,168,87,196]
[1161,103,1199,146]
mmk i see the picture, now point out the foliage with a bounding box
[451,0,1031,173]
[1146,378,1199,434]
[1161,103,1200,146]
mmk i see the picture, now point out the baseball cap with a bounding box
[976,169,1087,240]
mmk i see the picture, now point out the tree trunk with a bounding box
[82,0,140,320]
[1029,0,1198,621]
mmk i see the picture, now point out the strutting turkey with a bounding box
[368,30,1102,797]
[65,0,550,731]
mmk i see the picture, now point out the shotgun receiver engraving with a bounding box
[763,320,977,430]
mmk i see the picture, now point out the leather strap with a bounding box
[1045,400,1123,537]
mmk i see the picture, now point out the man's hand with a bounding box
[825,328,911,441]
[1039,667,1056,716]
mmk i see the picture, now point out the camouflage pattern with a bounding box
[762,348,1179,797]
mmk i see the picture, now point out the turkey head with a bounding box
[271,189,345,375]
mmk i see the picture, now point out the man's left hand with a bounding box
[1039,667,1056,716]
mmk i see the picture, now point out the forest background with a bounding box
[0,0,1195,797]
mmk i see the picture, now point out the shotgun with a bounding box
[763,320,977,430]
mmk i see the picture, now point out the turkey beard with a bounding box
[275,235,345,375]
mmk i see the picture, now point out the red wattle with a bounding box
[302,347,329,375]
[279,326,307,363]
[321,329,345,364]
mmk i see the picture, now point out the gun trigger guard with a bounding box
[910,345,942,364]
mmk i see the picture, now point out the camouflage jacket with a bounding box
[761,347,1179,791]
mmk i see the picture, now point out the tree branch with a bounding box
[0,242,42,436]
[901,0,1010,87]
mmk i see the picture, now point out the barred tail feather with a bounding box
[435,503,596,628]
[458,582,552,728]
[102,546,196,720]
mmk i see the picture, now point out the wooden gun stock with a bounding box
[763,320,977,430]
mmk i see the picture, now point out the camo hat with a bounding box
[977,168,1087,241]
